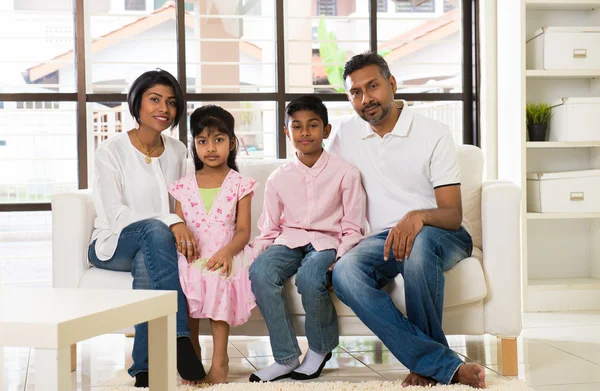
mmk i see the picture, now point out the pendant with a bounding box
[145,155,152,164]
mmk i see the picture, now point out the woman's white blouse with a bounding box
[90,132,188,261]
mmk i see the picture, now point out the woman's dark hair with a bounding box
[127,69,185,129]
[190,105,239,172]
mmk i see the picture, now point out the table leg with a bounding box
[148,313,176,390]
[35,347,71,391]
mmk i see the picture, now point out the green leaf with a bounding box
[526,102,553,126]
[318,16,346,93]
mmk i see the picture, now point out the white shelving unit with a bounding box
[499,1,600,312]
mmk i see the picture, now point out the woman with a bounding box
[88,69,205,387]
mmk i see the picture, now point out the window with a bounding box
[378,0,388,13]
[1,0,477,290]
[124,0,146,11]
[317,0,337,16]
[395,0,435,13]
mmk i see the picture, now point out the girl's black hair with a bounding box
[127,69,185,129]
[190,105,239,172]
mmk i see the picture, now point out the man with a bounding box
[327,52,485,388]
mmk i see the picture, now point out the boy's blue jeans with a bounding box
[249,244,338,364]
[88,219,191,377]
[332,226,473,384]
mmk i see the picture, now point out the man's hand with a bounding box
[384,211,426,261]
[207,248,234,276]
[170,222,199,262]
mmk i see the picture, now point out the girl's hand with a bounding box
[207,248,233,276]
[170,222,199,262]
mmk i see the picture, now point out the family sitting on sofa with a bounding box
[87,52,486,389]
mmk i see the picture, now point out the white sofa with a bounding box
[51,144,522,375]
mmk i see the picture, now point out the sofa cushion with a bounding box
[80,247,487,318]
[457,145,483,249]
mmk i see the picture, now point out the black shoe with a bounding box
[290,352,333,380]
[249,372,293,382]
[134,372,149,387]
[177,337,207,381]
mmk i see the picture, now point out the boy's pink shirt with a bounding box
[251,150,366,258]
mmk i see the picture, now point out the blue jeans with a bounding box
[88,219,191,377]
[249,244,338,364]
[332,226,473,384]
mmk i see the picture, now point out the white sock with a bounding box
[252,358,300,381]
[294,349,329,375]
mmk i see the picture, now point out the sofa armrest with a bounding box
[481,181,522,337]
[51,190,95,288]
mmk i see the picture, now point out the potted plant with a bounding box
[526,102,553,142]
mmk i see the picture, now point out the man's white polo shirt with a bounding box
[326,101,470,235]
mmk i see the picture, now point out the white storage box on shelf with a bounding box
[527,169,600,213]
[526,27,600,70]
[549,98,600,142]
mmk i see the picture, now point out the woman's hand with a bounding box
[170,222,199,262]
[206,248,233,276]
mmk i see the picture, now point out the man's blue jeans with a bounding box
[88,219,191,377]
[249,244,338,364]
[332,226,473,384]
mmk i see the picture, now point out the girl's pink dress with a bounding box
[168,170,259,327]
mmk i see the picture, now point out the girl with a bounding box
[88,69,205,387]
[168,105,258,384]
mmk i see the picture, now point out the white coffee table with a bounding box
[0,287,177,391]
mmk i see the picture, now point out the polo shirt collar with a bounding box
[362,100,414,139]
[293,149,330,177]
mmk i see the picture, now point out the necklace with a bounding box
[133,129,162,164]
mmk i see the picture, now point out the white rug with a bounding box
[105,378,534,390]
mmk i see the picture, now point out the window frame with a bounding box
[0,0,479,211]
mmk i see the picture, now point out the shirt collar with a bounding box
[293,149,330,177]
[362,100,414,139]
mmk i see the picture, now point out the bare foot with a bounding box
[402,372,438,387]
[202,360,229,384]
[181,378,202,386]
[452,363,486,389]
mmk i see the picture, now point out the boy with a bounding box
[248,95,366,382]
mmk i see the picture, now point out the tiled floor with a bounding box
[2,311,600,390]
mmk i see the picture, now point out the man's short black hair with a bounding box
[342,52,392,86]
[285,95,329,127]
[127,69,185,129]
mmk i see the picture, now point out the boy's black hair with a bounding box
[284,95,329,127]
[342,52,392,86]
[190,105,239,172]
[127,69,185,129]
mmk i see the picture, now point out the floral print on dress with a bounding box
[168,170,259,327]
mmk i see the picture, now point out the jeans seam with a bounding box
[274,352,301,364]
[443,354,463,384]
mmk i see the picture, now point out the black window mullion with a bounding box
[275,0,286,158]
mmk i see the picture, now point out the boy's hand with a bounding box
[170,222,199,262]
[207,248,234,276]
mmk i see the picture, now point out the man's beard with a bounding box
[360,103,392,125]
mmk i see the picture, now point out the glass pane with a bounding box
[184,0,276,93]
[0,2,75,92]
[187,102,277,160]
[410,100,463,144]
[0,102,78,204]
[85,0,178,93]
[86,101,181,187]
[285,0,370,93]
[378,0,462,94]
[0,211,52,287]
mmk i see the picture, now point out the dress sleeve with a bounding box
[238,175,259,200]
[168,176,187,204]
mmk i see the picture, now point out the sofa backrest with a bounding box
[188,144,484,249]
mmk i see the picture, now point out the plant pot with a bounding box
[528,124,548,142]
